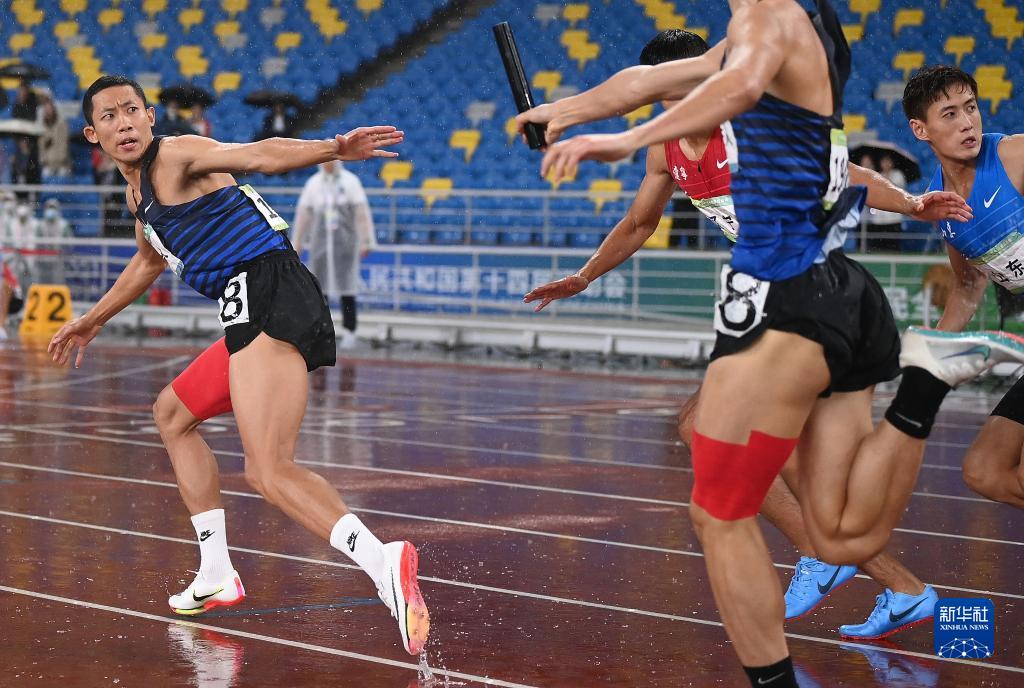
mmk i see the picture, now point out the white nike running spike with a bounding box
[900,327,1024,387]
[376,541,430,655]
[169,570,246,616]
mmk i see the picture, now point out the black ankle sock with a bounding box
[743,656,799,687]
[884,366,952,439]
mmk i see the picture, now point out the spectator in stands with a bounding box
[257,103,296,140]
[190,103,212,138]
[154,98,198,137]
[864,154,907,252]
[38,95,70,178]
[11,82,41,192]
[36,199,71,283]
[7,202,38,284]
[293,160,376,349]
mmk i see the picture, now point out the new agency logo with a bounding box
[934,598,995,659]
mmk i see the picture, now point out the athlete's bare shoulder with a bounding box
[997,134,1024,193]
[157,134,220,163]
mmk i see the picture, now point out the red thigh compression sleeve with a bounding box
[171,337,233,421]
[691,430,799,521]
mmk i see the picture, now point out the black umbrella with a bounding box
[244,89,302,109]
[850,140,922,184]
[0,63,51,82]
[158,83,215,108]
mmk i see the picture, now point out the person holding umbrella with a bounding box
[247,90,302,140]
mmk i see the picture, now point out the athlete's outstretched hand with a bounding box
[541,132,636,184]
[48,316,103,368]
[907,191,973,223]
[523,275,590,312]
[516,103,569,148]
[335,126,404,161]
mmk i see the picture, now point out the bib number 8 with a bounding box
[218,272,251,328]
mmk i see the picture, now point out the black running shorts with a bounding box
[992,376,1024,425]
[710,250,901,396]
[218,249,336,371]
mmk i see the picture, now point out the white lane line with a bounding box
[1,467,1021,602]
[10,356,190,393]
[0,585,535,688]
[1,512,1021,677]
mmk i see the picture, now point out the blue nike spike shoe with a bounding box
[838,586,938,640]
[784,556,858,621]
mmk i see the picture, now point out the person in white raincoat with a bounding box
[292,160,376,348]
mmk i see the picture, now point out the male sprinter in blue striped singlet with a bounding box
[48,76,428,655]
[906,66,1024,512]
[519,2,1024,684]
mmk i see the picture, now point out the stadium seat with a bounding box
[893,51,925,81]
[54,20,79,45]
[420,178,454,210]
[275,32,302,53]
[843,114,868,133]
[532,71,562,100]
[98,7,124,32]
[466,101,496,127]
[550,85,580,101]
[222,0,248,18]
[545,166,576,190]
[60,0,87,17]
[534,4,560,27]
[9,34,35,55]
[874,81,906,113]
[943,36,975,66]
[849,0,881,24]
[15,8,44,30]
[505,116,519,144]
[560,30,589,49]
[975,65,1006,82]
[140,33,168,55]
[655,13,687,32]
[643,216,672,249]
[975,66,1013,114]
[682,26,709,41]
[213,71,241,94]
[991,13,1023,50]
[623,104,653,128]
[450,130,481,162]
[893,9,924,36]
[215,21,241,46]
[261,56,288,79]
[381,161,413,188]
[142,0,167,20]
[260,6,285,29]
[357,0,383,17]
[179,8,204,33]
[569,41,601,71]
[588,179,622,213]
[563,4,590,27]
[842,24,864,43]
[318,19,348,41]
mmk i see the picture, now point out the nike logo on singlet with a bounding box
[984,187,1002,209]
[716,159,728,169]
[145,200,154,213]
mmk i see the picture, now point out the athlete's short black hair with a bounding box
[82,75,148,126]
[639,29,711,66]
[901,65,979,122]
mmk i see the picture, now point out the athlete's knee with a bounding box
[962,450,1003,499]
[243,458,275,501]
[153,385,196,436]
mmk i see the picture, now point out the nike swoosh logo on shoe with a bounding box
[817,567,842,595]
[192,587,223,602]
[942,344,991,361]
[889,598,926,623]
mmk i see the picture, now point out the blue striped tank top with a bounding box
[927,133,1024,293]
[133,137,291,299]
[728,0,866,282]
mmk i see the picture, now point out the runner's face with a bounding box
[911,87,983,163]
[84,85,155,164]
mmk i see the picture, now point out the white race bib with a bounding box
[218,271,251,328]
[713,265,770,337]
[239,184,289,231]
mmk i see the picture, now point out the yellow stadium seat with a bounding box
[142,0,167,19]
[174,45,202,62]
[275,32,301,53]
[356,0,383,16]
[569,42,600,71]
[318,19,348,40]
[68,45,95,63]
[381,161,413,188]
[16,9,44,30]
[222,0,248,18]
[893,8,924,36]
[77,69,103,90]
[975,64,1006,81]
[215,20,240,44]
[54,20,78,43]
[623,103,653,128]
[588,179,623,213]
[420,178,454,210]
[893,51,925,80]
[655,13,686,31]
[843,113,868,133]
[563,3,590,27]
[213,71,241,94]
[842,24,864,43]
[992,17,1023,50]
[643,215,672,249]
[505,116,519,144]
[141,33,167,54]
[944,36,975,66]
[976,0,1002,9]
[60,0,87,16]
[682,26,709,41]
[532,71,562,100]
[850,0,880,23]
[143,86,161,104]
[978,78,1012,114]
[560,29,589,48]
[450,129,482,163]
[179,58,209,79]
[99,8,124,32]
[9,34,35,54]
[545,165,576,190]
[984,5,1015,24]
[179,8,204,33]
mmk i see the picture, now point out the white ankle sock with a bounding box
[330,513,385,580]
[191,508,234,582]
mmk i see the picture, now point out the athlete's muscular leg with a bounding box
[229,333,348,540]
[153,386,223,515]
[681,386,817,556]
[691,330,828,667]
[961,416,1024,508]
[798,392,926,565]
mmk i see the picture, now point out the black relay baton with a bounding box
[493,21,547,150]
